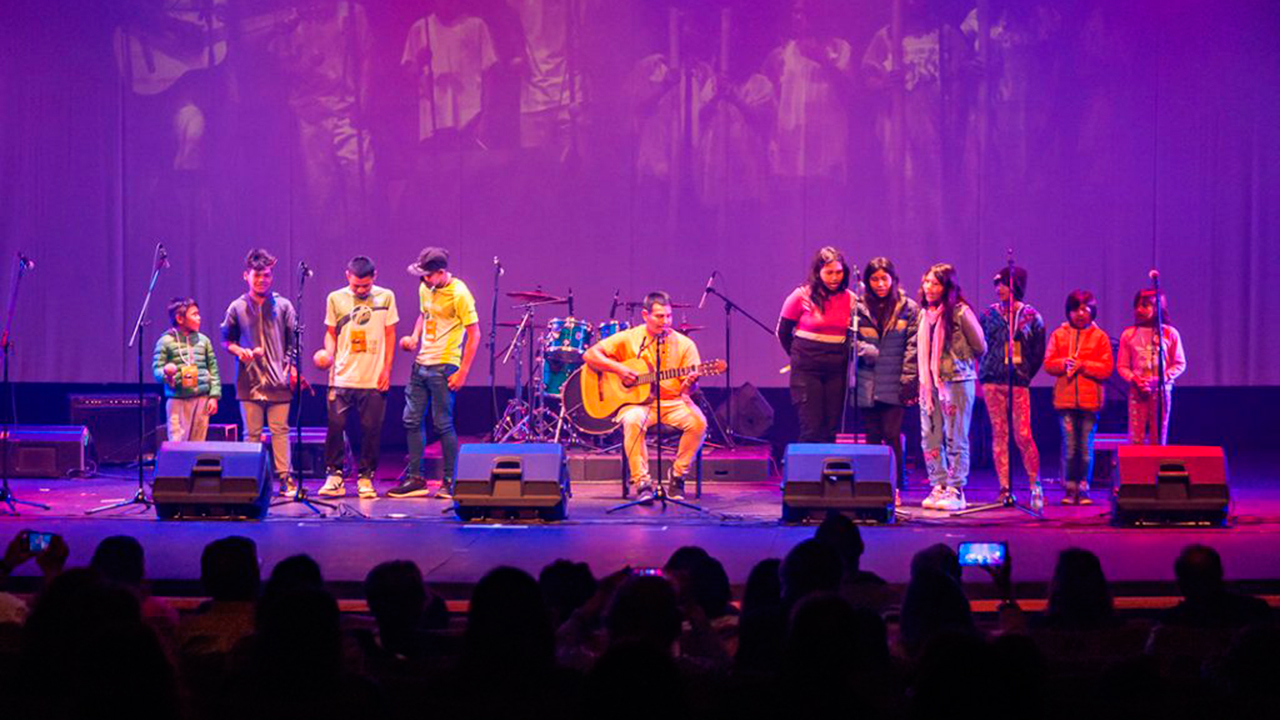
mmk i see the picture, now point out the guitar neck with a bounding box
[637,363,705,385]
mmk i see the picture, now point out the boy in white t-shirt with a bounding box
[314,256,399,498]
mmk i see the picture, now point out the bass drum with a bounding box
[560,366,621,436]
[540,358,581,397]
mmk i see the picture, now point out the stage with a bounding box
[3,449,1279,602]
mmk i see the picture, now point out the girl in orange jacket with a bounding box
[1044,290,1114,504]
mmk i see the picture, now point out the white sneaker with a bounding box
[935,487,967,512]
[922,485,948,510]
[318,475,345,497]
[357,476,377,499]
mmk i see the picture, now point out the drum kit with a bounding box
[491,289,700,446]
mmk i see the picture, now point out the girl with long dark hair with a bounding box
[916,264,986,511]
[853,258,920,484]
[777,247,855,442]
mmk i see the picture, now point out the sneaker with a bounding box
[667,470,688,500]
[1029,481,1045,513]
[935,487,967,512]
[922,485,948,510]
[635,481,655,502]
[1077,481,1093,505]
[387,477,430,498]
[357,476,377,499]
[996,485,1014,505]
[318,474,345,497]
[1061,481,1078,505]
[278,477,298,497]
[434,482,454,500]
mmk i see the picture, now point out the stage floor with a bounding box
[2,451,1279,594]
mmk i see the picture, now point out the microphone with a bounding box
[609,289,620,318]
[1148,269,1159,281]
[299,261,314,278]
[16,253,34,270]
[156,243,170,268]
[698,271,717,310]
[494,256,504,276]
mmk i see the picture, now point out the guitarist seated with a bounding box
[583,291,706,500]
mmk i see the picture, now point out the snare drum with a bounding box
[545,318,592,360]
[596,319,630,342]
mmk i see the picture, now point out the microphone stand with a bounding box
[1151,272,1167,445]
[488,258,502,432]
[841,266,861,437]
[954,250,1042,518]
[705,283,772,444]
[89,244,168,515]
[272,262,345,516]
[1,255,48,513]
[608,329,704,514]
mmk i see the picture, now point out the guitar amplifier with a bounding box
[2,426,90,478]
[70,394,162,465]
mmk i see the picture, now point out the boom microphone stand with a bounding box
[704,277,771,445]
[90,243,169,515]
[954,250,1041,519]
[841,265,862,436]
[0,253,48,513]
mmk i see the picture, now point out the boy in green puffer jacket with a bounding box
[153,297,221,442]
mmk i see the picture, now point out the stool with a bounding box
[619,425,703,498]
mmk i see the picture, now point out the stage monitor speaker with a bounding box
[70,394,161,465]
[1113,445,1229,526]
[453,443,568,521]
[3,425,90,478]
[716,382,774,438]
[782,443,896,524]
[153,441,271,520]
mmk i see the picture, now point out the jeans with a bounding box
[863,402,906,485]
[241,400,292,480]
[1059,409,1098,483]
[1128,387,1173,445]
[920,380,975,488]
[325,387,386,478]
[403,363,459,482]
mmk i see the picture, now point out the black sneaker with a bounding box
[667,469,688,500]
[386,477,431,498]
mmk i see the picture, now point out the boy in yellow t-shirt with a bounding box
[388,247,480,499]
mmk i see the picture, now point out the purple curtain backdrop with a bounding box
[1,1,1277,389]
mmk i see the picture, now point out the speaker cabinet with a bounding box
[153,441,271,519]
[2,426,89,478]
[1113,445,1229,526]
[782,444,896,524]
[453,443,568,521]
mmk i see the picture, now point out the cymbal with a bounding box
[507,290,566,303]
[623,300,692,309]
[676,323,706,334]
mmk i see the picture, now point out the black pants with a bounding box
[326,387,387,478]
[790,337,849,444]
[863,402,906,485]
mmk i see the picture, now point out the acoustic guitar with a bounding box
[562,358,727,435]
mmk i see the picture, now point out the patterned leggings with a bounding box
[983,384,1040,487]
